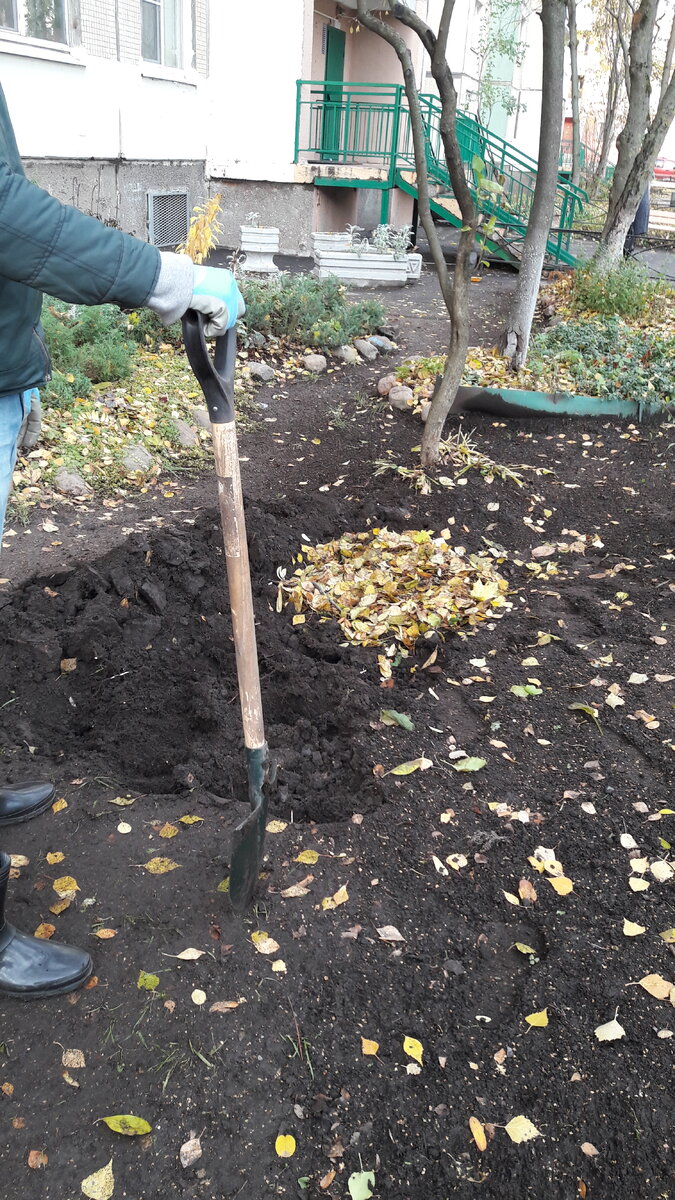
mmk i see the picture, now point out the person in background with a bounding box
[0,83,243,1000]
[624,187,650,256]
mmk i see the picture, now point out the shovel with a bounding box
[182,313,270,912]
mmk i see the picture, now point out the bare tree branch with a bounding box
[659,3,675,104]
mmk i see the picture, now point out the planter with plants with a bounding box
[239,212,280,274]
[313,224,416,287]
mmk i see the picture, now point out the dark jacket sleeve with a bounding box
[0,161,161,308]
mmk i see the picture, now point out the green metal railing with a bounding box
[295,80,586,265]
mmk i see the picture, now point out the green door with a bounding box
[322,27,346,160]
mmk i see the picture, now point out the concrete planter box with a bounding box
[406,253,423,281]
[314,249,408,287]
[311,232,352,253]
[240,225,280,274]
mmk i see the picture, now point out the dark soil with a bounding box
[0,274,674,1200]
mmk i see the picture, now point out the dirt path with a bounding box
[0,273,673,1200]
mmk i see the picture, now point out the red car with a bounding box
[654,157,675,181]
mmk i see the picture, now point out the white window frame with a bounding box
[141,0,191,70]
[0,0,70,45]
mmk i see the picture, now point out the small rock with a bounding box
[191,406,211,431]
[303,353,327,374]
[377,372,398,396]
[354,338,378,361]
[122,444,155,474]
[370,335,396,354]
[248,330,267,349]
[336,344,360,365]
[54,468,92,497]
[388,385,414,411]
[248,361,275,383]
[173,418,198,449]
[139,579,167,615]
[420,399,431,423]
[376,324,397,339]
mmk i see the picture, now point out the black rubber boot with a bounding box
[0,781,55,827]
[0,853,93,999]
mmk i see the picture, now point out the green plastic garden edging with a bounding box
[451,386,668,422]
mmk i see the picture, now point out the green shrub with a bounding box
[528,315,675,407]
[41,299,137,408]
[239,273,385,350]
[570,261,665,319]
[126,307,183,350]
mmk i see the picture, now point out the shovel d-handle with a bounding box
[182,313,269,910]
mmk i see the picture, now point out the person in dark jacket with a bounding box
[0,84,243,1000]
[624,187,650,256]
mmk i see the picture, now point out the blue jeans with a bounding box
[0,389,36,544]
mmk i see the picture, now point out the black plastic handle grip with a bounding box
[181,311,237,425]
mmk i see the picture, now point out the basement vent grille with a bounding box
[147,191,189,248]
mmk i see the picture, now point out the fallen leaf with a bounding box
[137,971,160,991]
[251,931,280,954]
[619,834,638,850]
[511,684,542,698]
[117,822,131,834]
[81,1159,114,1200]
[377,925,405,942]
[361,1038,379,1056]
[581,801,597,814]
[94,929,117,940]
[52,797,68,813]
[62,1071,80,1088]
[295,850,319,865]
[656,1029,673,1038]
[403,1035,423,1065]
[518,879,538,902]
[504,1115,541,1143]
[629,877,650,892]
[34,923,55,940]
[266,820,288,834]
[446,853,468,870]
[321,885,348,911]
[502,890,521,906]
[53,875,79,898]
[1,1082,13,1096]
[469,1116,487,1151]
[452,756,487,772]
[191,989,206,1006]
[101,1115,151,1137]
[216,877,230,893]
[167,947,205,961]
[581,1142,599,1157]
[159,823,179,839]
[46,851,65,865]
[380,709,415,731]
[179,815,203,825]
[271,959,286,973]
[180,1136,202,1168]
[627,672,648,684]
[320,1169,336,1189]
[568,702,601,730]
[638,973,672,1000]
[9,854,29,868]
[348,1171,375,1200]
[439,809,456,823]
[60,657,77,673]
[432,855,449,875]
[275,1134,296,1159]
[281,883,311,898]
[548,876,574,896]
[387,756,433,775]
[142,858,179,874]
[27,1150,48,1169]
[109,796,135,807]
[650,860,674,883]
[62,1049,85,1068]
[514,942,537,955]
[659,928,675,944]
[594,1018,625,1042]
[525,1008,549,1027]
[209,998,244,1012]
[49,898,71,915]
[623,920,646,936]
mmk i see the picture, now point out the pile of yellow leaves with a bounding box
[279,529,510,671]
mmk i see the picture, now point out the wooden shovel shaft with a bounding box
[210,420,265,751]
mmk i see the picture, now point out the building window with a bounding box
[141,0,182,68]
[0,0,68,43]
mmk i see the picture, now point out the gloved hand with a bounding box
[146,252,245,337]
[189,266,246,337]
[18,390,42,451]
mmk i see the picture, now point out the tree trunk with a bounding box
[602,0,657,237]
[595,67,675,269]
[659,7,675,106]
[567,0,582,188]
[499,0,566,368]
[587,59,619,196]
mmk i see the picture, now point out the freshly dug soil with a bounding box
[0,297,673,1199]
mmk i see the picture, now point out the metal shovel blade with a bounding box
[229,743,270,912]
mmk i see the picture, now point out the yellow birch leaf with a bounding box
[159,823,179,839]
[295,849,319,865]
[34,923,55,940]
[629,857,649,873]
[622,920,646,936]
[271,959,287,973]
[527,856,546,873]
[504,1115,541,1143]
[650,860,674,883]
[387,756,433,776]
[446,853,468,870]
[321,885,349,911]
[275,1134,296,1158]
[659,928,675,944]
[53,875,79,897]
[250,931,280,955]
[514,942,537,955]
[361,1038,379,1056]
[81,1159,114,1200]
[525,1008,549,1027]
[179,815,203,825]
[95,929,117,940]
[109,796,135,807]
[594,1018,625,1041]
[548,875,574,895]
[46,852,65,865]
[266,820,288,833]
[49,898,71,916]
[142,857,179,874]
[52,798,68,813]
[403,1035,423,1065]
[629,877,650,892]
[101,1115,152,1136]
[503,891,521,906]
[639,973,672,1000]
[469,1116,487,1151]
[137,971,160,991]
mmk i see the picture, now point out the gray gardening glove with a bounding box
[146,252,245,336]
[18,393,42,451]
